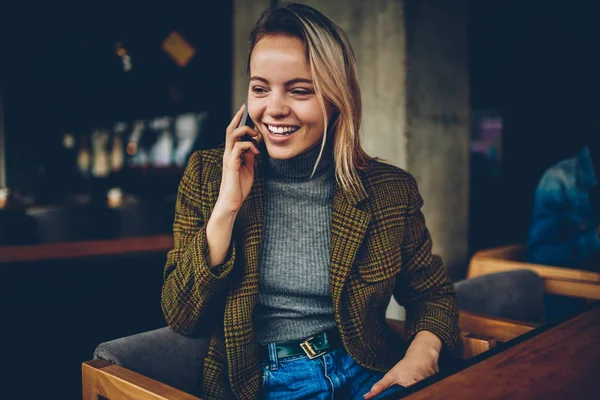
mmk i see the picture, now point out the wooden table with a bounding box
[403,305,600,399]
[0,235,174,264]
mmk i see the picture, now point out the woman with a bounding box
[162,3,460,399]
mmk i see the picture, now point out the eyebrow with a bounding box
[250,76,313,86]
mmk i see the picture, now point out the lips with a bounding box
[266,124,300,135]
[262,123,300,144]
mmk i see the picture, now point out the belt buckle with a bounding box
[300,335,326,360]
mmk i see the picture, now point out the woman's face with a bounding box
[248,34,335,160]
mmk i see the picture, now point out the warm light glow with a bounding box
[62,133,75,149]
[161,31,196,68]
[122,54,132,71]
[0,188,9,209]
[107,187,123,209]
[117,48,127,57]
[126,142,138,156]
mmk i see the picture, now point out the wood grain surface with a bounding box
[82,359,200,400]
[0,235,174,263]
[403,305,600,400]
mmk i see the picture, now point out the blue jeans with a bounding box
[260,345,406,399]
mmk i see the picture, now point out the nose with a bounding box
[265,92,290,118]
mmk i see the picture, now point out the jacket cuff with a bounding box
[405,306,461,355]
[181,227,236,285]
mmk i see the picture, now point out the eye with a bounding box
[291,88,313,96]
[251,86,268,95]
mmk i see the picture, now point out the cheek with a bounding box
[246,100,263,124]
[296,101,326,127]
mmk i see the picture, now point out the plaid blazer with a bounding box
[162,148,460,400]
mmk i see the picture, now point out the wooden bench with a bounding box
[468,244,600,300]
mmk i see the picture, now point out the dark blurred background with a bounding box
[0,1,234,398]
[0,0,232,206]
[468,0,598,253]
[0,0,598,398]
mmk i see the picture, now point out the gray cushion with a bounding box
[454,269,544,323]
[94,326,209,396]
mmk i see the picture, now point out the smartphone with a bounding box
[238,102,256,142]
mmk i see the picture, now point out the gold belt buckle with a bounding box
[300,336,326,360]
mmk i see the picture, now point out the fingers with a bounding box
[241,144,258,166]
[250,129,263,145]
[226,104,245,134]
[226,104,261,153]
[226,126,259,151]
[363,375,394,399]
[226,141,260,167]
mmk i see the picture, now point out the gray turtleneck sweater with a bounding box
[255,143,338,344]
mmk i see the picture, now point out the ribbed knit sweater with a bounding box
[255,143,338,344]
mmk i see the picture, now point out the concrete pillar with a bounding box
[232,0,470,318]
[404,0,470,282]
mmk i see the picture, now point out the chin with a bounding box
[264,145,298,160]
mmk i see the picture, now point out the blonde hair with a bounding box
[248,3,372,193]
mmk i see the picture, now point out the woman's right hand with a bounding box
[214,104,262,216]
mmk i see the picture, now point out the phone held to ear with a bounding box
[238,103,257,142]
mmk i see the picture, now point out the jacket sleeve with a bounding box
[527,169,600,267]
[161,151,236,336]
[393,175,460,354]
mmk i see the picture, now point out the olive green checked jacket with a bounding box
[161,148,460,400]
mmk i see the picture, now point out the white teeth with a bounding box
[267,125,299,135]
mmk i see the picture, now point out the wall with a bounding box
[404,0,470,280]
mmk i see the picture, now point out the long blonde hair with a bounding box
[247,3,372,193]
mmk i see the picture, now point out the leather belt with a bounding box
[260,328,344,360]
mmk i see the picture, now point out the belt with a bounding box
[260,328,344,360]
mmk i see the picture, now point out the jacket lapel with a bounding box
[329,178,371,310]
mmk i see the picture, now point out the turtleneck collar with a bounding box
[265,139,334,180]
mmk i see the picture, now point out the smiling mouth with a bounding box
[265,124,300,136]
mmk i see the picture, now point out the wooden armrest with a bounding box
[472,244,527,261]
[387,318,498,359]
[460,333,497,359]
[468,244,600,300]
[82,359,201,400]
[387,312,538,359]
[459,311,537,342]
[387,313,537,344]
